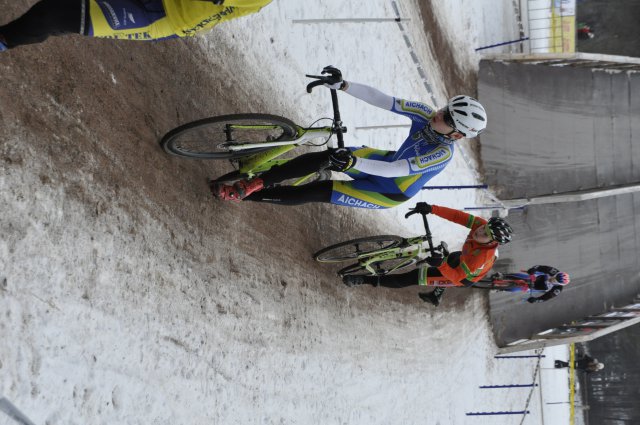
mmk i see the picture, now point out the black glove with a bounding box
[328,148,356,172]
[490,272,504,281]
[424,255,444,267]
[412,202,433,215]
[527,297,539,304]
[321,66,346,90]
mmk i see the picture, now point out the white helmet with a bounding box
[446,95,487,138]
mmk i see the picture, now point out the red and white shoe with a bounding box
[209,178,264,201]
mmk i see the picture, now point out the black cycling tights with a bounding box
[258,150,332,186]
[359,267,445,288]
[1,0,83,48]
[358,269,417,288]
[244,181,333,205]
[244,150,334,205]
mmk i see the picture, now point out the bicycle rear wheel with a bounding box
[161,114,298,159]
[338,257,418,277]
[313,235,404,263]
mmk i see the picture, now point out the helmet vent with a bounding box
[446,95,487,138]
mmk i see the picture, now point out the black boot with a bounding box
[419,287,446,306]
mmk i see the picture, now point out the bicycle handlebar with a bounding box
[404,208,439,257]
[305,67,346,148]
[403,209,420,219]
[305,66,342,93]
[305,78,325,93]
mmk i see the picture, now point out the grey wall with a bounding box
[478,60,640,344]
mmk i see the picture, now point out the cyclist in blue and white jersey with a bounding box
[212,67,488,209]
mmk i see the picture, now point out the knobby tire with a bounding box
[313,235,404,263]
[160,114,297,159]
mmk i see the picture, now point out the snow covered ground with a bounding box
[1,0,573,424]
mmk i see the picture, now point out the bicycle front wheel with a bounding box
[161,114,298,159]
[313,235,404,263]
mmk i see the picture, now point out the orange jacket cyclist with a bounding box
[342,202,514,306]
[212,67,488,209]
[0,0,272,51]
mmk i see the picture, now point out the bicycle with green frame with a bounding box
[313,206,451,279]
[160,67,346,185]
[313,205,520,290]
